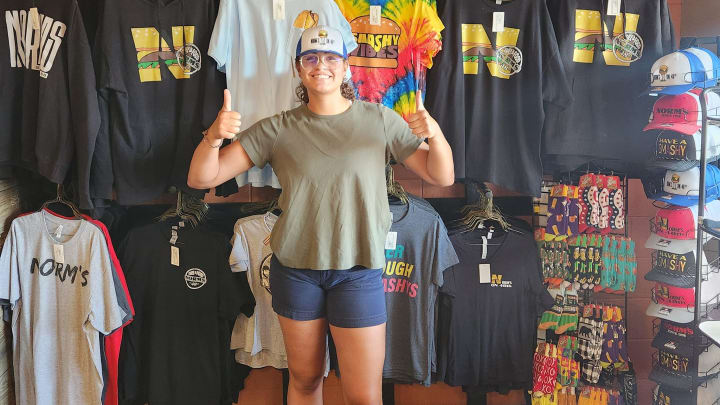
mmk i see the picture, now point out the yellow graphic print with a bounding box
[131,26,195,82]
[461,24,520,79]
[293,10,319,29]
[573,10,640,66]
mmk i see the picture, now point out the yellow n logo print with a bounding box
[491,274,502,285]
[573,10,640,66]
[131,26,196,82]
[461,24,520,79]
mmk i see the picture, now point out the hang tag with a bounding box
[53,244,65,264]
[55,225,63,239]
[169,229,178,245]
[487,229,494,240]
[178,221,185,228]
[492,12,505,32]
[29,7,40,30]
[479,264,491,284]
[481,236,488,259]
[607,0,621,16]
[496,0,502,4]
[385,231,397,251]
[369,5,382,26]
[273,0,285,20]
[171,246,180,266]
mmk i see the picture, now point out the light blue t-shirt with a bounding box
[209,0,357,189]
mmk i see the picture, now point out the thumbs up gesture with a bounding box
[407,90,440,140]
[207,89,242,144]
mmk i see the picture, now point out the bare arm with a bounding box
[187,90,255,189]
[401,96,454,186]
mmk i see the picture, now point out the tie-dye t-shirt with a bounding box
[334,0,443,120]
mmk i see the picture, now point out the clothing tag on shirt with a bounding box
[171,246,180,267]
[55,225,63,239]
[496,0,502,5]
[273,0,285,21]
[178,221,185,228]
[487,228,494,240]
[29,7,40,30]
[492,12,505,33]
[369,6,382,26]
[607,0,621,16]
[53,244,65,264]
[385,232,397,251]
[481,236,488,259]
[169,229,178,245]
[479,264,491,284]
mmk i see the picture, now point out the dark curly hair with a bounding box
[294,60,356,103]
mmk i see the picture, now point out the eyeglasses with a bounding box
[299,53,344,70]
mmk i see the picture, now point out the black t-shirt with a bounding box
[436,228,554,391]
[1,0,100,209]
[93,0,225,204]
[542,0,675,172]
[426,0,572,196]
[118,221,247,405]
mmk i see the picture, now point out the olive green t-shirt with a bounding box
[238,100,423,270]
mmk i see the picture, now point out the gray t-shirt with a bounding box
[384,198,459,385]
[239,100,423,270]
[0,212,125,405]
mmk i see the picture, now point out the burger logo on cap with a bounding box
[349,16,401,69]
[671,173,680,183]
[660,65,668,75]
[318,29,328,38]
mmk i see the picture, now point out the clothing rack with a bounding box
[689,85,720,404]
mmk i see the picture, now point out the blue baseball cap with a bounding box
[296,26,348,59]
[645,47,720,96]
[647,164,720,207]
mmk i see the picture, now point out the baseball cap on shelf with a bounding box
[646,249,707,288]
[653,319,699,347]
[646,270,720,323]
[651,125,720,172]
[644,88,720,134]
[649,339,720,390]
[645,200,720,254]
[296,25,348,59]
[653,378,720,405]
[645,47,720,96]
[646,165,720,207]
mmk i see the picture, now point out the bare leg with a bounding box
[330,323,386,405]
[278,315,329,405]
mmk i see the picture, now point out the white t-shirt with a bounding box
[208,0,357,189]
[0,212,124,405]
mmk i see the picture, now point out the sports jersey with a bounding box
[209,0,356,189]
[384,198,458,385]
[542,0,676,172]
[0,212,125,405]
[425,0,572,196]
[437,228,554,391]
[93,0,225,205]
[334,0,443,120]
[1,0,100,209]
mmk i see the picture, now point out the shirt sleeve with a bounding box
[416,1,444,69]
[218,242,245,321]
[229,221,251,273]
[326,1,358,54]
[0,222,21,307]
[540,2,572,109]
[431,218,460,287]
[237,114,281,168]
[382,105,423,163]
[208,0,235,73]
[88,231,126,335]
[660,0,677,53]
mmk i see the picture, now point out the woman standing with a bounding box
[188,26,453,405]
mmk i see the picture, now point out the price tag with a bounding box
[607,0,621,16]
[171,246,180,266]
[492,12,505,33]
[479,264,491,284]
[385,231,397,250]
[53,244,65,264]
[29,7,40,30]
[55,225,63,239]
[273,0,285,21]
[369,6,382,26]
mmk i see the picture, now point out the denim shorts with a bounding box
[269,256,387,328]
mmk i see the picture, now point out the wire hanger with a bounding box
[41,184,82,219]
[386,165,408,205]
[157,190,209,227]
[450,180,516,234]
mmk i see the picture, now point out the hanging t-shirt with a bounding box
[384,198,459,385]
[209,0,357,189]
[93,0,226,205]
[334,0,444,120]
[436,228,554,392]
[425,0,572,196]
[542,0,676,172]
[0,0,100,209]
[118,221,247,405]
[238,101,423,270]
[0,211,125,405]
